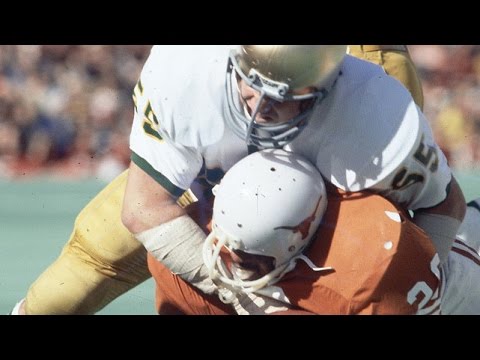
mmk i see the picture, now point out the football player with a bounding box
[149,149,480,315]
[11,45,465,315]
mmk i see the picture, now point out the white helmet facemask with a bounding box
[225,45,346,149]
[202,149,332,303]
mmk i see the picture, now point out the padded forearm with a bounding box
[135,215,216,294]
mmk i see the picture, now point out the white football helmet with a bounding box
[225,45,346,148]
[203,149,329,303]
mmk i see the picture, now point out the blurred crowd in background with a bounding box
[0,45,479,182]
[0,45,150,182]
[409,45,480,170]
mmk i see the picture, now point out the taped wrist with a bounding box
[135,215,216,294]
[413,212,461,264]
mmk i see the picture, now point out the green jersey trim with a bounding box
[131,151,186,198]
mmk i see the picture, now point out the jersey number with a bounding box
[407,254,442,314]
[391,135,438,190]
[133,80,163,142]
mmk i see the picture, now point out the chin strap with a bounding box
[212,253,334,305]
[296,254,334,272]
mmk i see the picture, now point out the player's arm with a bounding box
[122,49,192,233]
[122,153,216,295]
[406,109,466,263]
[372,81,466,264]
[412,175,466,263]
[387,158,466,264]
[121,49,216,294]
[122,161,186,233]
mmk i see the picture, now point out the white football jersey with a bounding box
[129,46,451,210]
[129,45,248,197]
[287,55,451,210]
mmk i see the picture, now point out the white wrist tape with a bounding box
[135,215,216,294]
[413,213,461,264]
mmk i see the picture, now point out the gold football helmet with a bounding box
[225,45,346,148]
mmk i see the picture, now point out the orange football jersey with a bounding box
[149,186,443,315]
[276,186,443,314]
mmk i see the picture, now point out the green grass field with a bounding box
[1,170,479,315]
[0,178,155,315]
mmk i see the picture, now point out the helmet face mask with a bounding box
[225,45,346,148]
[202,149,328,303]
[227,249,275,282]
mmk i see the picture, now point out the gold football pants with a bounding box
[347,45,424,110]
[24,170,151,314]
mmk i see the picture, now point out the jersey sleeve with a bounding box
[372,104,452,210]
[311,64,452,211]
[129,46,204,197]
